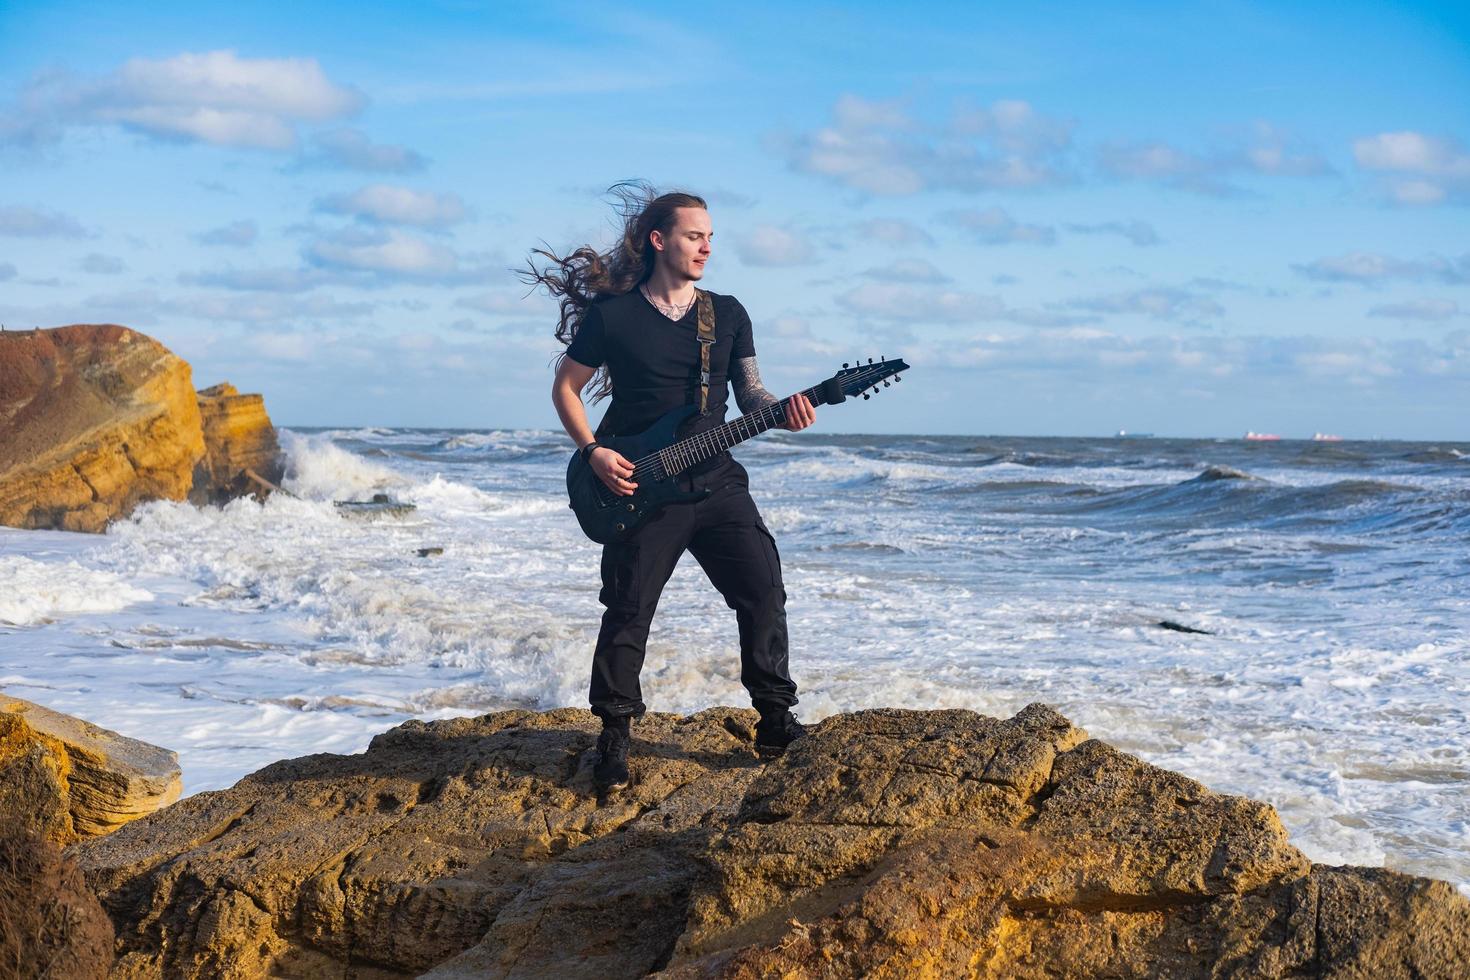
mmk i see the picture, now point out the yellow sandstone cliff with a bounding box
[0,324,281,531]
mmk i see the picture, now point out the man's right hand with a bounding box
[590,447,638,495]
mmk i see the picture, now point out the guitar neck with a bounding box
[663,383,821,474]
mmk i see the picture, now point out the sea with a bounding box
[2,429,1467,894]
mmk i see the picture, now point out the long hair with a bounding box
[522,181,707,402]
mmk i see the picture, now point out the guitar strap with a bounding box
[694,288,716,415]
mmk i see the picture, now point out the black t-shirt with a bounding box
[566,289,756,450]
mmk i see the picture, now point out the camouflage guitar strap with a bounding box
[695,288,716,415]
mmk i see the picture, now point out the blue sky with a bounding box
[1,1,1467,438]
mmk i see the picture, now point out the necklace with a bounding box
[640,284,695,321]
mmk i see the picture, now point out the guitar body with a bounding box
[565,357,909,544]
[566,404,711,545]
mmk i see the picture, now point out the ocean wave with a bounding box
[280,432,408,501]
[1185,465,1258,483]
[1402,447,1468,464]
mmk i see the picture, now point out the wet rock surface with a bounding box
[68,706,1470,978]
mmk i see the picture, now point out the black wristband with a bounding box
[580,441,601,463]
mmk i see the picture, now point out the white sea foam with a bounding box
[0,555,152,625]
[279,431,406,501]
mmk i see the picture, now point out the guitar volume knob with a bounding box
[614,523,626,532]
[626,503,635,511]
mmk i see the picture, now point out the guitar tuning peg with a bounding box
[883,380,890,387]
[894,374,901,382]
[842,362,849,369]
[868,357,874,364]
[862,392,870,400]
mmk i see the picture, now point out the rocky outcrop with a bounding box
[0,324,206,532]
[0,325,283,532]
[0,696,182,846]
[0,819,115,980]
[68,706,1470,979]
[190,382,284,505]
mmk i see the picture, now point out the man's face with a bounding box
[652,207,712,282]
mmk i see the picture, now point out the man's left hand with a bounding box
[780,393,816,432]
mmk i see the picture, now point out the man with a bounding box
[543,186,814,794]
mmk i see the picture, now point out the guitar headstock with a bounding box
[820,356,910,404]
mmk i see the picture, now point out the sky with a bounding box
[1,1,1467,438]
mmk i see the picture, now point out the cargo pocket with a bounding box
[599,543,640,610]
[753,521,784,591]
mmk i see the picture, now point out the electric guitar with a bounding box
[566,357,909,544]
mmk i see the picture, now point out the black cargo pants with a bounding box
[589,455,799,720]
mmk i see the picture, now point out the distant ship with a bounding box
[1312,433,1343,442]
[1115,430,1154,438]
[1243,431,1282,441]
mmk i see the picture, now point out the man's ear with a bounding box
[649,228,665,253]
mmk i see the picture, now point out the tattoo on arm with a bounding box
[730,356,779,414]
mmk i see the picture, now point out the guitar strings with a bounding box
[594,364,896,503]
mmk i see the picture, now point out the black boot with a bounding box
[593,717,631,793]
[754,708,807,758]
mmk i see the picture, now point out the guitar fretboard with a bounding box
[629,383,820,479]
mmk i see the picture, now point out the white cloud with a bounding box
[298,127,427,173]
[455,291,538,315]
[950,98,1072,156]
[836,282,1086,328]
[0,287,371,329]
[170,292,373,323]
[180,266,327,292]
[1098,124,1329,195]
[0,205,86,238]
[79,253,125,274]
[1367,299,1462,322]
[781,96,1075,195]
[854,218,935,246]
[251,331,318,362]
[1065,220,1160,246]
[196,220,258,247]
[735,225,818,267]
[1293,251,1470,285]
[860,258,950,283]
[2,50,364,151]
[305,227,493,282]
[943,208,1055,246]
[1068,288,1224,323]
[942,329,1469,389]
[1353,131,1470,205]
[838,282,996,322]
[316,185,467,228]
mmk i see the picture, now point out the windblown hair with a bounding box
[522,180,707,402]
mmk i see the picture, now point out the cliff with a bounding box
[0,325,206,533]
[190,382,284,505]
[0,325,282,532]
[67,705,1470,979]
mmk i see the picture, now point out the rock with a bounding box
[0,697,182,845]
[0,324,205,532]
[0,325,282,532]
[68,706,1470,979]
[0,818,115,980]
[190,381,284,506]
